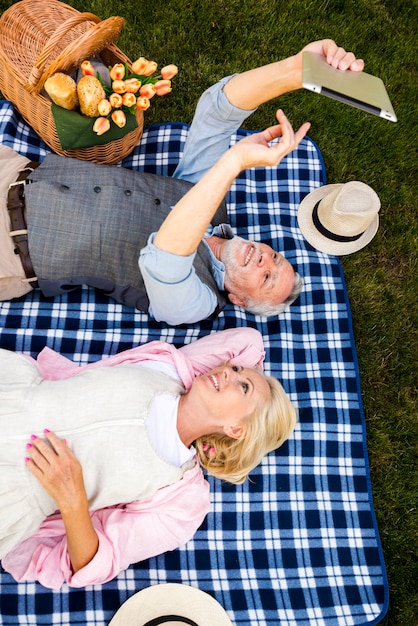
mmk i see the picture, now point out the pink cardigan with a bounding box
[2,328,265,589]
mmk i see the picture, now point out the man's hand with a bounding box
[154,107,310,258]
[300,39,364,72]
[228,109,310,172]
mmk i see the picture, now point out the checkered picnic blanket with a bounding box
[0,100,388,626]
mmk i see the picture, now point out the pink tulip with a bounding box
[124,77,141,94]
[139,83,156,99]
[97,99,112,117]
[142,61,158,77]
[154,79,172,96]
[93,117,110,136]
[122,92,136,107]
[112,80,126,94]
[160,64,178,80]
[131,57,147,74]
[80,60,95,76]
[145,61,158,76]
[111,110,126,128]
[136,96,151,111]
[109,93,123,108]
[109,63,125,81]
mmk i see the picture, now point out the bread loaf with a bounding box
[44,73,79,110]
[77,75,106,117]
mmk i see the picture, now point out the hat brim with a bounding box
[108,583,233,626]
[297,184,379,255]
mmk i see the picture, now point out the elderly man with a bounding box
[1,39,363,325]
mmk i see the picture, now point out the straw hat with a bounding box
[108,583,233,625]
[297,181,380,255]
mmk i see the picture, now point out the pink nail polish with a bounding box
[24,457,30,462]
[31,434,37,440]
[26,443,32,449]
[44,428,50,434]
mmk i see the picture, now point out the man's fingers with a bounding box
[327,48,364,72]
[275,108,290,126]
[350,58,364,71]
[233,109,311,170]
[294,121,311,144]
[328,46,347,66]
[304,39,364,73]
[275,110,310,149]
[262,123,283,143]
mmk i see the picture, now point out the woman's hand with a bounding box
[26,430,99,572]
[26,430,86,514]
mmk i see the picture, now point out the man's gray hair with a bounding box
[244,272,304,317]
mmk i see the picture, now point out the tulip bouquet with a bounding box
[79,57,178,136]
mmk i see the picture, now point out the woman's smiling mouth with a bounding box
[209,373,219,390]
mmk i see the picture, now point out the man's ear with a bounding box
[223,424,246,440]
[227,292,247,308]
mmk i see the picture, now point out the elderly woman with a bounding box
[0,328,296,589]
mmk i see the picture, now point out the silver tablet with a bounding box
[302,51,397,122]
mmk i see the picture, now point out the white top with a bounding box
[138,361,195,467]
[0,353,188,557]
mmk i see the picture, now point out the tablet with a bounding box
[302,51,397,122]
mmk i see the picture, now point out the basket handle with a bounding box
[27,13,125,93]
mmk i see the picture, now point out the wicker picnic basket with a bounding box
[0,0,144,164]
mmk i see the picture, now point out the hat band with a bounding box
[312,201,364,243]
[144,616,198,626]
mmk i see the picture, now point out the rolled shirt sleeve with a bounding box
[172,75,256,184]
[139,233,218,325]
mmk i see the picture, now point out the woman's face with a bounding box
[190,363,271,434]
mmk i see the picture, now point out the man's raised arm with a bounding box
[153,109,310,256]
[223,39,364,110]
[153,39,363,256]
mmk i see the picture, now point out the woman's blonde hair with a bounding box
[194,374,297,484]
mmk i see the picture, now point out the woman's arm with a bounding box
[26,430,99,573]
[31,329,266,391]
[178,327,266,375]
[4,462,209,589]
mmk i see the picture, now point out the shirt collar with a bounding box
[203,223,234,290]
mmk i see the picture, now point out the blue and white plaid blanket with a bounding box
[0,101,388,626]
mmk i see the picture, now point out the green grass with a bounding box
[0,0,417,623]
